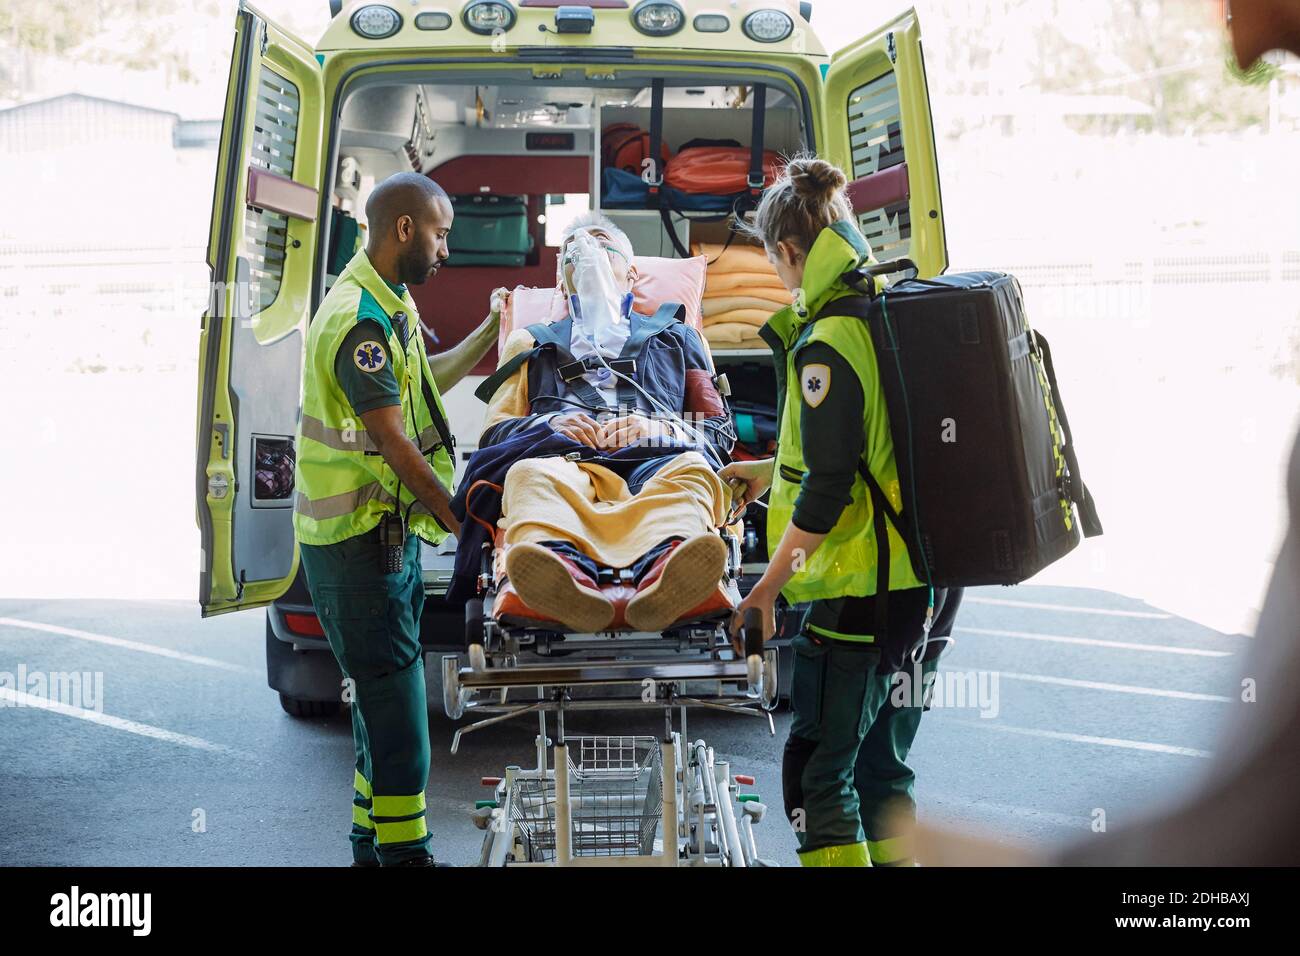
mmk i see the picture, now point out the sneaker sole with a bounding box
[624,534,728,632]
[504,543,615,632]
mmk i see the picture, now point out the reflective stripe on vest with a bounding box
[299,413,444,456]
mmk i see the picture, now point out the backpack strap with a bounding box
[472,320,581,404]
[1032,330,1103,538]
[804,291,931,640]
[613,302,684,412]
[647,78,665,200]
[747,83,767,198]
[473,320,555,404]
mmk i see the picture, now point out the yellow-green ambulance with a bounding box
[196,0,946,714]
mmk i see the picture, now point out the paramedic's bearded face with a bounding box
[396,197,453,285]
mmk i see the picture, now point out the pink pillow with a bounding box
[498,255,707,356]
[631,254,707,331]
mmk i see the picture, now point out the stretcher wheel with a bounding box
[441,654,465,720]
[466,598,486,672]
[760,649,779,711]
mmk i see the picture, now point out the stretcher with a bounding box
[443,520,779,865]
[442,500,777,752]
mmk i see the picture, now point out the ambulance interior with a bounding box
[319,73,809,574]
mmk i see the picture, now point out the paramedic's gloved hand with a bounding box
[551,411,602,447]
[598,413,668,449]
[719,458,775,507]
[488,286,510,320]
[729,582,777,654]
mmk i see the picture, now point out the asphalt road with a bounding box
[0,585,1253,867]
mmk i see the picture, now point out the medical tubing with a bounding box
[564,229,736,451]
[584,344,736,450]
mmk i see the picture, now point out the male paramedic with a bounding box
[292,172,498,867]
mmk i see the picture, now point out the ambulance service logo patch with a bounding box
[354,341,387,373]
[801,363,831,408]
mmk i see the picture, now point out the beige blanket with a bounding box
[500,451,728,569]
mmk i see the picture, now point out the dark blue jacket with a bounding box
[477,309,733,466]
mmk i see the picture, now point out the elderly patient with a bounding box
[474,213,736,632]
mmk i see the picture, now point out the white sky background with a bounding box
[0,1,1295,635]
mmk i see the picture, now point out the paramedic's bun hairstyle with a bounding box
[737,153,854,255]
[788,155,848,204]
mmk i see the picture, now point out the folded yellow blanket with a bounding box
[702,295,786,317]
[703,308,774,328]
[704,322,766,345]
[500,451,727,568]
[693,241,775,273]
[702,288,791,309]
[701,272,788,295]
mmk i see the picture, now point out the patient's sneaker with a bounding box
[624,533,729,632]
[503,542,616,632]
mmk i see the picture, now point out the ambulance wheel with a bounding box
[278,693,342,718]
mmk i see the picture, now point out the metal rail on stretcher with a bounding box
[443,526,780,865]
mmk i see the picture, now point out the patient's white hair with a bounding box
[559,211,634,265]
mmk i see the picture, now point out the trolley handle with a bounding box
[741,607,766,699]
[742,607,764,660]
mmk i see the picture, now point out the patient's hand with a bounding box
[598,414,669,449]
[551,411,602,446]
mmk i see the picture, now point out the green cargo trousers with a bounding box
[782,629,938,867]
[299,529,432,866]
[857,656,939,866]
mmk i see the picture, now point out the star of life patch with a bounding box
[801,363,831,408]
[353,341,387,373]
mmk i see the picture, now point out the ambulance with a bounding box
[195,0,947,715]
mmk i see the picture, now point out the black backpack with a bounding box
[814,259,1102,599]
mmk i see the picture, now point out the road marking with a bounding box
[0,687,253,759]
[946,717,1213,758]
[966,596,1171,619]
[0,617,253,673]
[955,626,1231,657]
[996,671,1232,702]
[929,796,1087,829]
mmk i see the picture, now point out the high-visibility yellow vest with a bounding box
[292,249,455,547]
[761,221,923,605]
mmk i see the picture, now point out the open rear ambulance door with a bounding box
[823,8,947,278]
[197,4,323,616]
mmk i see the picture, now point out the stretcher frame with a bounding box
[442,523,778,753]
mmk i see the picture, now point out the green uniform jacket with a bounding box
[759,221,924,605]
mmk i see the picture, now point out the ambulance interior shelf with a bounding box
[597,80,796,260]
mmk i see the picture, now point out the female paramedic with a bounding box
[721,155,961,868]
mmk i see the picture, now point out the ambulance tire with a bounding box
[266,619,344,718]
[279,693,342,719]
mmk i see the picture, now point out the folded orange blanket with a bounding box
[703,280,790,298]
[701,272,788,295]
[696,243,774,273]
[703,308,774,328]
[704,321,766,345]
[702,295,786,317]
